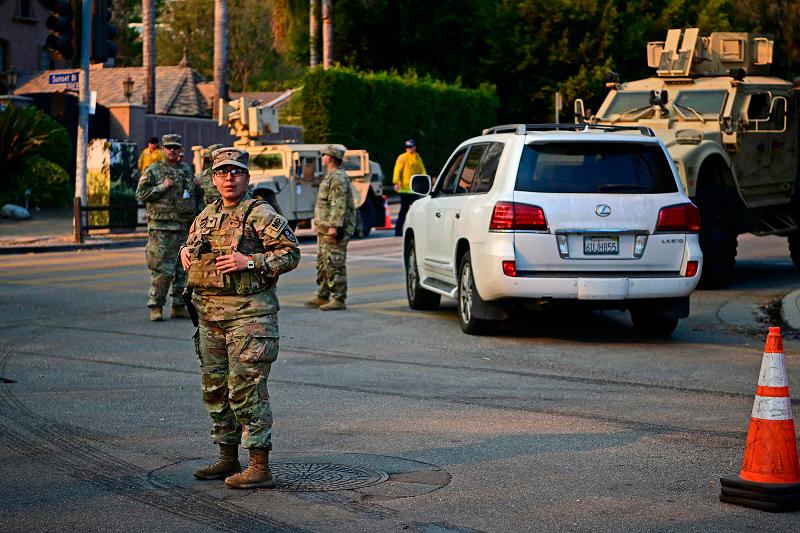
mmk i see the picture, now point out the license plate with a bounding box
[584,236,619,255]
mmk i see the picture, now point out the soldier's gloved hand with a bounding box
[163,178,175,189]
[216,251,251,274]
[180,247,192,270]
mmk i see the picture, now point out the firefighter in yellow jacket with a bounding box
[392,138,426,236]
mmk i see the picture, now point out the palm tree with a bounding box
[322,0,332,69]
[214,0,228,104]
[309,0,319,67]
[142,0,155,113]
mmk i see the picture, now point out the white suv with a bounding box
[403,124,703,336]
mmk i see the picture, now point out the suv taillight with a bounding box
[489,202,548,231]
[656,203,700,233]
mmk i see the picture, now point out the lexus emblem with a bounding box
[595,204,611,217]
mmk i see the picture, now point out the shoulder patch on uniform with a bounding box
[262,213,288,238]
[283,228,297,243]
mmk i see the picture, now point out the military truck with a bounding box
[192,97,385,234]
[575,28,798,286]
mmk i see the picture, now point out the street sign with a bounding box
[49,72,79,84]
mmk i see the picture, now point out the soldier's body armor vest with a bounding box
[187,199,275,295]
[147,162,196,223]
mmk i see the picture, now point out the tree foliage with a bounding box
[301,68,498,176]
[155,0,301,91]
[0,105,72,206]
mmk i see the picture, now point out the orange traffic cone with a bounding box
[720,327,800,512]
[377,194,394,230]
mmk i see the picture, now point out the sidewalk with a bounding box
[0,207,147,254]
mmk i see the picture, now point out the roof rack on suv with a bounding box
[481,123,656,137]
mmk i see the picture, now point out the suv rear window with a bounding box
[515,142,678,194]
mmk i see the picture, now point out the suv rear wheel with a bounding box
[630,309,679,337]
[458,251,490,334]
[405,238,440,310]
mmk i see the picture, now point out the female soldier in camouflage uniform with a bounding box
[180,147,300,489]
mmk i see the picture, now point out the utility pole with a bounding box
[554,91,562,124]
[309,0,318,68]
[214,0,228,106]
[142,0,155,113]
[322,0,332,69]
[74,0,91,243]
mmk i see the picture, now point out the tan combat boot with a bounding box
[224,449,274,489]
[193,444,241,480]
[170,305,191,319]
[149,307,163,321]
[304,296,329,308]
[320,299,346,311]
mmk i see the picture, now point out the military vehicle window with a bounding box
[516,142,677,194]
[250,154,284,170]
[673,91,727,117]
[746,93,771,121]
[472,142,504,194]
[455,144,488,195]
[437,148,467,196]
[343,155,362,172]
[601,92,652,118]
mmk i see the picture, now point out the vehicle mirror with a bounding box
[410,174,432,196]
[574,99,586,124]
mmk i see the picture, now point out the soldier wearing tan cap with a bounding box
[304,144,356,311]
[135,133,198,321]
[180,147,300,489]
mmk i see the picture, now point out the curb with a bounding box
[780,289,800,330]
[0,238,146,255]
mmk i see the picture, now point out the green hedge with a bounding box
[300,67,499,180]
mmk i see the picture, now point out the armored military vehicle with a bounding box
[193,97,384,234]
[576,28,798,286]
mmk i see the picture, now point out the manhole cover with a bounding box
[271,462,388,492]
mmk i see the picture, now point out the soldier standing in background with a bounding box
[197,143,225,209]
[180,147,300,489]
[305,145,356,311]
[136,134,198,321]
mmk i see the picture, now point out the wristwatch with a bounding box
[247,259,255,270]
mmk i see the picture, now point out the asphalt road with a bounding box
[0,231,799,532]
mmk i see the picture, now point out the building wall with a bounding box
[0,0,59,75]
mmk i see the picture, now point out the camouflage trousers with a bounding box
[315,235,349,301]
[145,228,188,308]
[194,314,278,450]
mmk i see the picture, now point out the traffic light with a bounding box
[44,0,76,60]
[91,0,117,63]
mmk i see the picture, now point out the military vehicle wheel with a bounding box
[630,309,678,337]
[789,232,800,270]
[694,178,737,289]
[357,196,375,238]
[405,238,440,310]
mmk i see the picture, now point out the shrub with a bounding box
[300,67,499,179]
[0,105,72,207]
